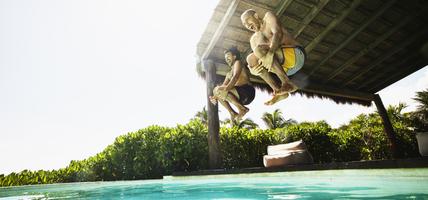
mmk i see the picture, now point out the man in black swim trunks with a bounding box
[209,47,255,121]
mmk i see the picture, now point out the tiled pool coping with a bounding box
[171,157,428,177]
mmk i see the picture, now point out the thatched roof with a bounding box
[196,0,428,106]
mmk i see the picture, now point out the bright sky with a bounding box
[1,0,427,175]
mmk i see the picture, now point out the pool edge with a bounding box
[169,157,428,177]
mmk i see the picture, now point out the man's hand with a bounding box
[217,85,227,91]
[209,96,218,105]
[249,63,264,75]
[262,51,274,69]
[257,43,270,50]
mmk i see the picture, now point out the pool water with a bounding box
[1,168,428,199]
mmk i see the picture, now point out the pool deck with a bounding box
[172,157,428,177]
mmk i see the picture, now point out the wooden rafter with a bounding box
[245,73,374,101]
[356,54,420,90]
[307,0,396,76]
[226,25,252,36]
[343,32,424,87]
[304,0,362,54]
[293,0,331,38]
[300,82,374,102]
[196,0,428,106]
[322,12,420,83]
[201,0,240,61]
[240,0,272,11]
[274,0,293,16]
[368,59,427,93]
[222,38,250,49]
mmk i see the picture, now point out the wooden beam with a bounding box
[199,39,249,52]
[304,0,362,54]
[212,62,231,75]
[323,11,422,83]
[240,0,272,11]
[343,32,423,87]
[307,0,395,76]
[373,94,400,159]
[369,60,427,93]
[226,25,252,36]
[204,59,221,169]
[222,68,374,101]
[294,0,316,9]
[298,81,375,102]
[275,0,293,16]
[201,0,240,61]
[214,63,374,103]
[356,54,420,90]
[293,0,331,38]
[222,38,250,49]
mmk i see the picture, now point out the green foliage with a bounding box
[1,101,423,187]
[193,107,208,126]
[329,103,419,161]
[220,127,280,168]
[331,114,390,161]
[161,119,208,173]
[410,89,428,132]
[222,118,259,129]
[277,121,337,163]
[262,109,296,129]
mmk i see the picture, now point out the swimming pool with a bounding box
[1,168,427,199]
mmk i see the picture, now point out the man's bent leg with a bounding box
[219,99,238,120]
[247,53,290,105]
[224,92,249,121]
[247,53,281,93]
[270,58,298,93]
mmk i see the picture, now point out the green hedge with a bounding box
[221,127,280,168]
[1,111,420,187]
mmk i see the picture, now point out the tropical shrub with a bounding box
[276,121,337,163]
[220,127,280,168]
[0,103,423,187]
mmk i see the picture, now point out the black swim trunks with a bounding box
[235,84,255,105]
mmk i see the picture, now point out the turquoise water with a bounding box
[1,168,428,199]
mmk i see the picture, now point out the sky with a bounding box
[0,0,427,175]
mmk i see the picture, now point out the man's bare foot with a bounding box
[236,107,249,121]
[281,81,298,93]
[264,93,289,106]
[274,88,288,96]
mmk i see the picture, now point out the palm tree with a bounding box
[414,89,428,114]
[262,109,296,129]
[387,102,408,122]
[222,118,259,129]
[411,89,428,131]
[194,107,208,125]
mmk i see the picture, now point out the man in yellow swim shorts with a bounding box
[241,9,306,105]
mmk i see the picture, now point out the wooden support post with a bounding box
[373,94,400,159]
[204,59,221,169]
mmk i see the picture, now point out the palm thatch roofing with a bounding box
[196,0,428,106]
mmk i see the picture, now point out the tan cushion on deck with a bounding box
[263,140,314,168]
[267,140,307,155]
[263,150,313,168]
